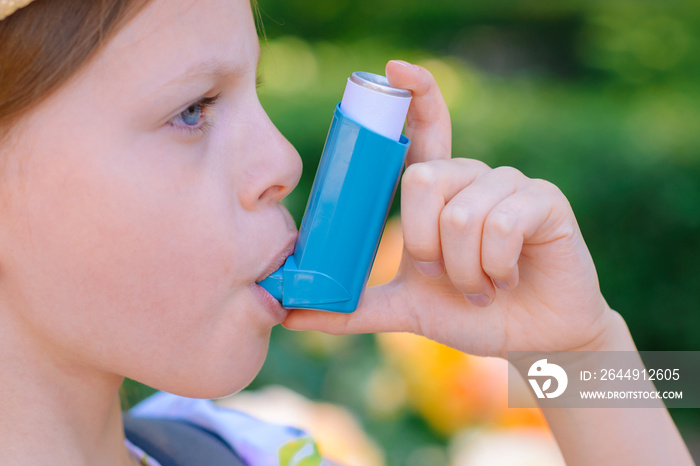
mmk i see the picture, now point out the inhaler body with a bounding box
[259,72,412,313]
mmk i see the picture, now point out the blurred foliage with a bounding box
[253,0,700,351]
[125,0,700,464]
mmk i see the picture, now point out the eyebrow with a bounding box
[162,47,262,89]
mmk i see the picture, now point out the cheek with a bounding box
[28,169,230,307]
[5,138,260,378]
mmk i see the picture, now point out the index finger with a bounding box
[385,60,452,166]
[282,282,414,335]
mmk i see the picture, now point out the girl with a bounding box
[0,0,693,464]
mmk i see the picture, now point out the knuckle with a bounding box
[531,178,562,197]
[555,216,579,242]
[492,165,524,181]
[529,178,575,221]
[403,162,437,190]
[455,157,490,172]
[441,203,473,230]
[485,207,518,237]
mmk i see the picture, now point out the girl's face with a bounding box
[0,0,301,397]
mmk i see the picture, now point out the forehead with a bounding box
[85,0,257,96]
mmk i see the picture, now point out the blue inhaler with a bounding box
[259,72,412,313]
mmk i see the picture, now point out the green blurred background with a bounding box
[124,0,700,463]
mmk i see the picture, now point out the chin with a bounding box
[150,345,269,400]
[146,368,261,400]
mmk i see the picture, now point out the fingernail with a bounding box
[494,280,510,291]
[414,260,445,279]
[390,59,419,70]
[464,293,493,307]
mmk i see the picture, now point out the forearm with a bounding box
[542,405,693,465]
[532,312,694,465]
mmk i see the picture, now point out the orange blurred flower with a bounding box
[368,216,405,287]
[377,332,548,435]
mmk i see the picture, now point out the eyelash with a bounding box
[167,93,221,136]
[166,71,262,136]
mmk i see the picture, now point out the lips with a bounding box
[255,232,297,284]
[250,282,288,324]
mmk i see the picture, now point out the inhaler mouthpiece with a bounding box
[340,72,412,141]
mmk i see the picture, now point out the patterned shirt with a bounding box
[127,391,325,466]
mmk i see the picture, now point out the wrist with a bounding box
[509,304,635,376]
[572,305,635,352]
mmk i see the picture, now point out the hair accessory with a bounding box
[0,0,36,21]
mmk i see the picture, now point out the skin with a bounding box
[285,60,695,465]
[0,0,299,464]
[0,0,692,465]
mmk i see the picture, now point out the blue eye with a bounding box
[168,94,221,135]
[180,103,203,126]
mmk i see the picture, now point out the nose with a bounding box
[237,106,303,211]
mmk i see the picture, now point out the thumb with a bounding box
[281,281,414,335]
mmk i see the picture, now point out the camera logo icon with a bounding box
[528,359,568,399]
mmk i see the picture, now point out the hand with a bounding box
[283,60,621,359]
